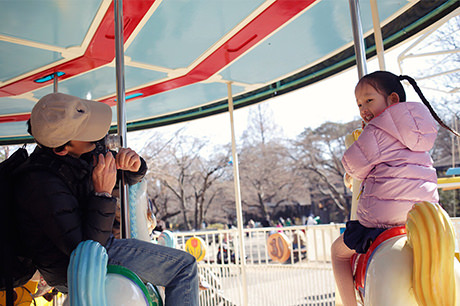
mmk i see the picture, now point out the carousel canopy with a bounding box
[0,0,457,144]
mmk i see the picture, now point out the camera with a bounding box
[94,134,121,155]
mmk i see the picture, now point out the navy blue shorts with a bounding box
[343,220,387,254]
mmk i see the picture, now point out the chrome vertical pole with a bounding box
[114,0,131,238]
[227,82,248,306]
[347,1,368,223]
[348,0,368,78]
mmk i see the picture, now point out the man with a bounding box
[13,93,198,305]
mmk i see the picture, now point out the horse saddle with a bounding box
[351,226,407,295]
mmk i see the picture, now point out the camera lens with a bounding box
[105,134,121,151]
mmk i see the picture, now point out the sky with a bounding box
[127,35,457,153]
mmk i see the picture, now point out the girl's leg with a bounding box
[106,238,199,306]
[331,234,357,306]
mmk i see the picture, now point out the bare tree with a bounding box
[155,135,203,230]
[202,179,235,224]
[148,178,181,222]
[143,130,231,230]
[242,104,284,146]
[238,104,306,220]
[291,120,361,222]
[140,131,183,224]
[189,152,229,229]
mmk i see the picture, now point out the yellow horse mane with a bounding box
[406,201,456,306]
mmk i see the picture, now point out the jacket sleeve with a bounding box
[19,171,116,256]
[342,128,381,181]
[83,194,117,244]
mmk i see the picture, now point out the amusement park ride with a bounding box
[1,0,459,305]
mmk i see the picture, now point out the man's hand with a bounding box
[116,148,141,172]
[92,153,117,194]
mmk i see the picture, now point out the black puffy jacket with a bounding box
[13,146,146,287]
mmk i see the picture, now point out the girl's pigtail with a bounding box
[399,75,459,137]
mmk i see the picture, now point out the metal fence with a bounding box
[173,224,341,306]
[175,225,340,265]
[173,219,460,306]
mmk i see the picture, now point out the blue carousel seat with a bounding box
[67,240,163,306]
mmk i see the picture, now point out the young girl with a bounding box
[331,71,459,306]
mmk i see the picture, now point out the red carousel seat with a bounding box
[351,226,406,295]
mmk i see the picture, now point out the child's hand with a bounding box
[343,173,353,190]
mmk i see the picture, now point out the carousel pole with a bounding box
[227,82,248,306]
[346,0,368,221]
[335,4,370,305]
[348,0,368,78]
[370,0,386,70]
[114,0,131,238]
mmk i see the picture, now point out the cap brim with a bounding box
[73,100,112,142]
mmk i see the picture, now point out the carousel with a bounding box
[0,0,459,305]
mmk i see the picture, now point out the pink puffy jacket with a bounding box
[342,102,439,228]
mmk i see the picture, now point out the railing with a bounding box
[173,219,460,306]
[174,224,341,306]
[175,225,341,265]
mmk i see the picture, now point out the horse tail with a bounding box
[406,201,456,306]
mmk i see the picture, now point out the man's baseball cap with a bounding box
[30,93,112,148]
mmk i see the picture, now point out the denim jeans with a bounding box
[105,237,199,306]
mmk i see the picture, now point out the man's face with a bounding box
[65,141,96,158]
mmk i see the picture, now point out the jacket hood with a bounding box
[366,102,437,152]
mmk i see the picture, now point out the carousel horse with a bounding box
[351,201,460,305]
[66,240,162,306]
[128,179,157,241]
